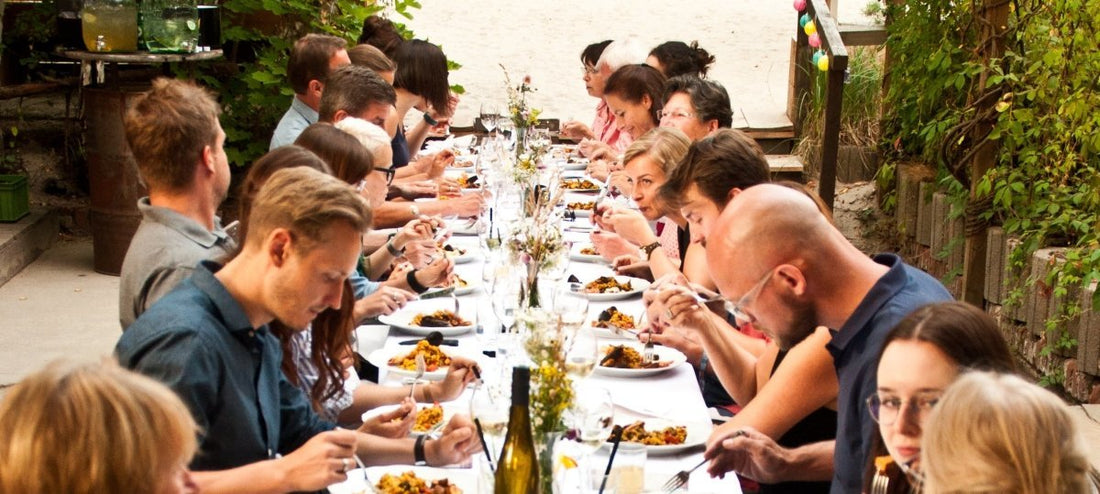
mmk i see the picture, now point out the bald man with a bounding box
[681,184,950,493]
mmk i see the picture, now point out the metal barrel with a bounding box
[84,84,149,275]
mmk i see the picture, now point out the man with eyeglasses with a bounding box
[686,184,951,493]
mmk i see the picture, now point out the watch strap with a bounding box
[641,241,662,259]
[414,434,429,466]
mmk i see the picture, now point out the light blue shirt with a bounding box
[270,96,318,150]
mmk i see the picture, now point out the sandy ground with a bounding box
[398,0,871,126]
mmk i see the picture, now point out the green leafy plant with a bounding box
[882,0,1100,383]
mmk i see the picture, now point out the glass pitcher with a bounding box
[81,0,139,52]
[140,0,199,53]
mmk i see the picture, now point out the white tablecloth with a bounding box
[338,221,741,493]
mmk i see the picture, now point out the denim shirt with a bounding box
[116,260,335,471]
[825,253,952,493]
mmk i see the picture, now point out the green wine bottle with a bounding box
[494,366,539,493]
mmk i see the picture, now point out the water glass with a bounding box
[608,443,646,494]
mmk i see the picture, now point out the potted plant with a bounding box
[0,127,29,222]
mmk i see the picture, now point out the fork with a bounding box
[451,287,461,317]
[661,458,707,492]
[352,453,382,494]
[408,353,426,399]
[638,310,657,363]
[870,471,889,494]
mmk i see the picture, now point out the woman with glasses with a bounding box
[561,39,637,152]
[921,371,1100,494]
[659,76,734,142]
[864,301,1015,493]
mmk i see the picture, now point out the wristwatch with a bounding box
[423,112,439,126]
[414,434,429,466]
[640,241,662,259]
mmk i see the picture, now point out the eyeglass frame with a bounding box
[724,267,776,329]
[582,64,600,75]
[373,166,397,186]
[658,109,698,120]
[865,391,943,426]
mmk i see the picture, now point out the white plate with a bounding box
[439,244,476,264]
[561,159,588,171]
[589,324,639,340]
[594,343,686,378]
[368,346,467,381]
[600,419,709,456]
[422,277,481,297]
[445,218,481,236]
[565,200,595,217]
[327,465,477,494]
[377,306,475,336]
[361,403,456,437]
[572,275,650,301]
[560,177,604,194]
[569,244,606,263]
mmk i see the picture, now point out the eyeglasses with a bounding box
[727,267,775,328]
[374,166,396,186]
[659,110,697,120]
[582,65,599,75]
[866,392,942,426]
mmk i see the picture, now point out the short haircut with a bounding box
[318,64,396,122]
[358,15,404,59]
[604,64,668,130]
[348,43,396,73]
[597,37,648,72]
[294,122,375,185]
[622,127,691,176]
[0,360,197,494]
[335,117,391,156]
[246,167,371,253]
[649,40,715,78]
[581,40,613,67]
[236,145,331,245]
[287,34,348,95]
[658,128,770,209]
[393,39,450,114]
[665,75,733,128]
[124,77,221,191]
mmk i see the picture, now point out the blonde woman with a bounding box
[922,371,1100,494]
[0,360,198,494]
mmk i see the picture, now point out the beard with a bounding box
[769,293,818,351]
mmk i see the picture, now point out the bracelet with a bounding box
[385,239,404,257]
[414,434,429,466]
[423,112,439,126]
[406,269,430,294]
[640,241,662,259]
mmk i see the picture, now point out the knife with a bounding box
[399,338,458,346]
[419,286,456,299]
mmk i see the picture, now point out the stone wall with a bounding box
[894,163,1100,404]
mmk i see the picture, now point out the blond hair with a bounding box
[246,166,372,253]
[334,116,391,156]
[922,371,1095,494]
[0,359,197,494]
[622,127,691,176]
[124,78,221,191]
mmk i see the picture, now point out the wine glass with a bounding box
[564,327,599,380]
[469,382,509,462]
[492,273,523,369]
[553,282,589,336]
[480,103,499,135]
[569,386,615,489]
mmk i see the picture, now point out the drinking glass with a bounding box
[479,104,499,134]
[569,386,615,491]
[492,273,524,369]
[609,443,646,494]
[553,282,589,333]
[564,327,599,380]
[469,382,509,462]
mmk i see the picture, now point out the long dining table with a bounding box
[329,147,741,493]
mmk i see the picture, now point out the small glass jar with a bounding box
[140,0,199,53]
[81,0,139,52]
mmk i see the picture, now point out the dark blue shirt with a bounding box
[825,254,952,494]
[391,125,411,169]
[116,260,335,471]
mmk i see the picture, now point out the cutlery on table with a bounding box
[661,458,707,493]
[408,354,426,400]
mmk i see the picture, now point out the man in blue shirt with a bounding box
[693,184,951,493]
[269,34,351,149]
[117,167,479,493]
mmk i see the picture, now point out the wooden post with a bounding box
[810,0,848,209]
[789,9,813,135]
[960,0,1011,305]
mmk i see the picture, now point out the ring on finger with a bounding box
[340,457,349,473]
[665,308,673,319]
